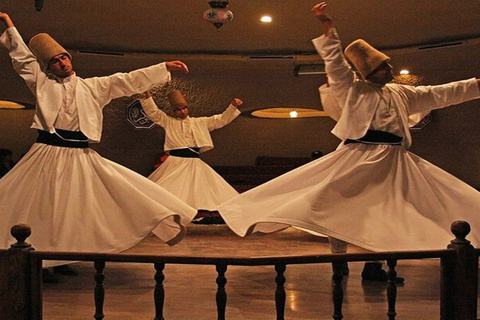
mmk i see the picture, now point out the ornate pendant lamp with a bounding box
[34,0,44,11]
[203,1,234,30]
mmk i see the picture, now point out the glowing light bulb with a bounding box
[289,110,298,118]
[260,15,272,23]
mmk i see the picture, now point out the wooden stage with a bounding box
[41,224,478,320]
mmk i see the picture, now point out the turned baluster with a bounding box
[331,261,344,320]
[215,263,228,320]
[153,262,166,320]
[93,260,106,320]
[386,259,398,320]
[274,263,286,320]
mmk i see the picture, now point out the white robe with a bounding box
[141,97,240,211]
[0,27,197,264]
[218,29,480,251]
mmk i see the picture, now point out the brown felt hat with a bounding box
[168,90,188,109]
[344,39,389,79]
[28,33,72,69]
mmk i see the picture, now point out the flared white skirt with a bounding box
[0,143,197,266]
[148,155,239,211]
[218,143,480,251]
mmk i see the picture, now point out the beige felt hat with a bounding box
[344,39,389,79]
[28,33,72,69]
[168,90,188,109]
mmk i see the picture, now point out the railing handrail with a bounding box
[20,248,459,265]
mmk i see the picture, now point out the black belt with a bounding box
[169,148,200,158]
[344,130,402,145]
[37,129,89,148]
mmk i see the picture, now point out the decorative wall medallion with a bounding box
[126,100,155,129]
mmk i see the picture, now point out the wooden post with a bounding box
[1,224,36,320]
[153,262,166,320]
[441,220,478,320]
[331,261,344,320]
[94,260,106,320]
[0,249,8,319]
[215,263,227,320]
[274,263,286,320]
[386,259,398,320]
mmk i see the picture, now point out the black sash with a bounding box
[169,148,200,158]
[37,129,89,148]
[344,130,402,145]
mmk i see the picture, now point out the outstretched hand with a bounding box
[165,61,189,74]
[231,98,243,107]
[312,2,334,34]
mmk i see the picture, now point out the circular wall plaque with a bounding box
[126,100,155,129]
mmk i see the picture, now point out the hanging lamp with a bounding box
[203,1,234,30]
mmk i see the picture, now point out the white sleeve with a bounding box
[402,78,480,114]
[205,105,241,131]
[0,27,44,94]
[312,28,357,106]
[85,63,172,107]
[140,96,170,127]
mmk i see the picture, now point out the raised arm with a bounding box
[0,12,14,29]
[312,2,334,35]
[311,3,355,107]
[140,91,170,127]
[0,12,44,94]
[204,99,242,131]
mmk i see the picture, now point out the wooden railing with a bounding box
[0,220,479,320]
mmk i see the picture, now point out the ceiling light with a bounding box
[203,1,234,30]
[0,101,26,109]
[260,16,272,23]
[251,107,329,119]
[400,69,410,75]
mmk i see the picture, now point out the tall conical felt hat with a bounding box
[344,39,389,79]
[168,90,187,109]
[28,33,72,69]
